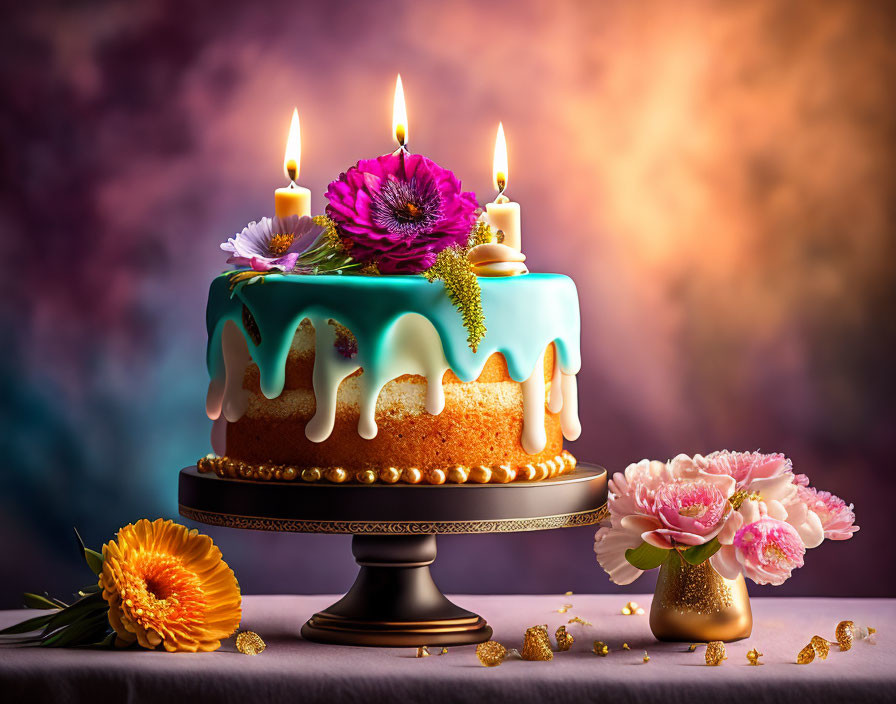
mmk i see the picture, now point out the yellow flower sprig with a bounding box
[423,246,486,351]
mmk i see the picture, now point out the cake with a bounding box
[199,142,582,485]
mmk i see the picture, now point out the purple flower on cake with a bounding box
[221,215,324,272]
[325,152,478,274]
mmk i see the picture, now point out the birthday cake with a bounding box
[199,104,582,485]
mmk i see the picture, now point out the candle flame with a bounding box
[493,122,508,194]
[392,74,408,148]
[283,108,301,182]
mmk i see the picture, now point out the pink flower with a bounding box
[221,215,324,272]
[641,480,733,548]
[793,482,859,541]
[712,497,806,585]
[594,460,670,585]
[699,450,793,490]
[594,525,644,586]
[594,458,734,584]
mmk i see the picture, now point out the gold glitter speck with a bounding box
[593,641,609,656]
[568,616,592,626]
[688,643,698,652]
[643,651,650,663]
[236,631,266,655]
[622,643,630,650]
[746,648,763,665]
[416,646,431,658]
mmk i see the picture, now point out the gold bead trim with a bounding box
[196,450,577,485]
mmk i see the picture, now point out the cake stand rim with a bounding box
[178,463,608,535]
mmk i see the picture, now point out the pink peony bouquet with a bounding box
[594,451,858,586]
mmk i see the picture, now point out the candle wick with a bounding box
[392,144,409,156]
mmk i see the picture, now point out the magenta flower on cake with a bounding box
[221,215,323,272]
[325,152,478,274]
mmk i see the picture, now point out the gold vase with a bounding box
[649,555,752,642]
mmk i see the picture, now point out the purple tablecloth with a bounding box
[1,594,893,704]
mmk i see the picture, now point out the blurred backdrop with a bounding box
[1,0,895,607]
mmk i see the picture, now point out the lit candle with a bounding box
[392,74,408,153]
[485,122,521,251]
[274,108,311,218]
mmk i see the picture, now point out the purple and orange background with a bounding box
[1,0,895,607]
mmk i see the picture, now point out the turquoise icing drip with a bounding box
[206,273,581,399]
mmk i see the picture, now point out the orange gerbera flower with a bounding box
[99,519,241,652]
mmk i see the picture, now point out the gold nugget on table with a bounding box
[746,648,763,665]
[810,635,831,660]
[797,643,816,664]
[836,620,855,651]
[642,650,650,663]
[476,640,507,667]
[687,643,698,652]
[705,641,726,666]
[416,646,431,658]
[622,642,630,650]
[235,631,266,655]
[555,625,574,651]
[835,620,876,651]
[521,625,553,661]
[621,600,644,615]
[439,647,448,655]
[593,640,609,656]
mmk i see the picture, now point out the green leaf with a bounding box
[84,549,104,576]
[42,593,105,635]
[624,541,670,570]
[74,527,104,575]
[41,612,110,648]
[22,593,62,610]
[680,538,722,566]
[0,612,56,635]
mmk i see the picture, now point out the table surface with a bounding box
[2,594,894,704]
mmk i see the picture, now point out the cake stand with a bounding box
[178,464,607,647]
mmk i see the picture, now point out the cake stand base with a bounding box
[178,463,607,647]
[301,534,491,646]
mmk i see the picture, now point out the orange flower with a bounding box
[99,519,241,652]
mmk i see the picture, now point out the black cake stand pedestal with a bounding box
[178,464,607,647]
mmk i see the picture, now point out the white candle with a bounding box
[486,122,521,251]
[275,108,311,218]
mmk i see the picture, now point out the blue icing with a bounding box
[206,273,581,398]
